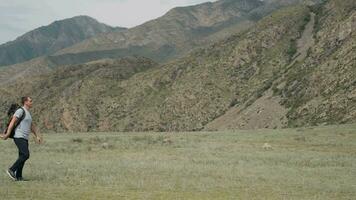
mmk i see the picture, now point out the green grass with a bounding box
[1,124,356,199]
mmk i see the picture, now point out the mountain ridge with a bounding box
[0,0,320,83]
[1,0,354,132]
[53,0,309,63]
[0,15,126,67]
[1,3,312,132]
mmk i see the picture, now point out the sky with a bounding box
[0,0,214,45]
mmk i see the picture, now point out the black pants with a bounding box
[10,138,30,178]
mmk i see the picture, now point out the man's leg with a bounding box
[9,138,29,179]
[15,161,26,178]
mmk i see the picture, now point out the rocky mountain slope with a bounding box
[206,0,356,130]
[1,4,309,132]
[274,0,356,127]
[0,16,125,67]
[0,57,157,131]
[1,0,354,132]
[51,0,316,65]
[0,0,311,86]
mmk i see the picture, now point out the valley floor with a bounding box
[0,124,355,199]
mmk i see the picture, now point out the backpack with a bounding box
[4,104,26,139]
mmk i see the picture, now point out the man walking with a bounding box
[0,96,42,181]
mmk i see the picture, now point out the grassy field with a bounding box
[0,124,355,200]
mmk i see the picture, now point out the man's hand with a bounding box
[0,134,9,140]
[35,135,42,144]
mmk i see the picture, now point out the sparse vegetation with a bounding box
[287,39,298,59]
[0,0,355,132]
[1,5,312,132]
[1,124,356,199]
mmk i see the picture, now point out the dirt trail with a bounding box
[294,12,316,62]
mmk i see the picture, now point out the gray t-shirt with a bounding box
[13,107,32,140]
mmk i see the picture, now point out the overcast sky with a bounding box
[0,0,215,45]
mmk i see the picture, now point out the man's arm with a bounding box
[31,123,42,144]
[0,116,17,140]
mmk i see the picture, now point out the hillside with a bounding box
[206,0,356,130]
[0,0,317,86]
[51,0,314,65]
[1,0,354,132]
[1,4,310,132]
[273,0,356,127]
[0,16,125,67]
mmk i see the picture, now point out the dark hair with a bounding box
[21,96,31,105]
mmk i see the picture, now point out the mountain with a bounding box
[0,16,126,67]
[0,0,310,86]
[206,0,356,130]
[2,0,354,133]
[267,0,356,128]
[50,0,315,65]
[0,3,309,131]
[0,56,157,131]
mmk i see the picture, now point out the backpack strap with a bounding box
[17,107,26,123]
[8,108,26,139]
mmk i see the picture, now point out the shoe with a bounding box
[6,169,17,181]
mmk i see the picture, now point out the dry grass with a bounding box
[0,124,355,199]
